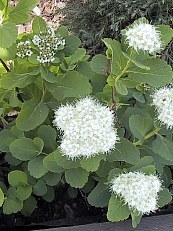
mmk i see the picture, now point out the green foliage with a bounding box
[152,135,173,162]
[0,189,4,207]
[0,0,38,50]
[16,98,49,131]
[129,115,153,143]
[107,138,140,164]
[87,181,111,207]
[0,7,173,228]
[28,156,48,178]
[8,170,28,187]
[129,59,173,87]
[107,195,130,222]
[0,22,17,48]
[65,168,89,188]
[9,137,44,161]
[158,188,172,207]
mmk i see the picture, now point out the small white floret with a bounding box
[16,40,33,58]
[32,27,65,63]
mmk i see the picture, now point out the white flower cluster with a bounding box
[125,22,161,53]
[32,27,65,63]
[152,87,173,129]
[16,41,33,58]
[111,172,162,214]
[53,97,119,159]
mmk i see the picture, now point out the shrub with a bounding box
[0,0,173,228]
[59,0,173,56]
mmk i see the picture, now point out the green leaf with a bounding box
[37,125,57,153]
[129,59,173,87]
[140,165,156,174]
[157,25,173,48]
[1,72,35,90]
[129,114,153,143]
[122,51,150,70]
[56,26,69,37]
[0,44,17,60]
[15,185,32,200]
[40,66,58,83]
[8,170,28,187]
[0,22,17,48]
[103,38,128,75]
[10,137,43,161]
[70,48,86,65]
[42,186,55,202]
[107,168,123,182]
[0,181,7,194]
[28,156,48,178]
[77,61,107,92]
[130,156,154,171]
[158,188,172,208]
[131,211,142,228]
[0,188,4,207]
[54,150,80,169]
[80,155,106,172]
[96,161,114,178]
[0,0,5,10]
[162,166,172,188]
[32,16,46,34]
[107,195,130,222]
[21,196,37,216]
[0,129,15,152]
[107,138,140,164]
[16,98,49,131]
[133,92,145,103]
[3,196,23,214]
[87,181,111,207]
[46,71,92,101]
[43,151,64,173]
[115,80,128,95]
[152,135,173,162]
[121,78,138,88]
[8,0,39,24]
[90,54,109,75]
[121,107,150,132]
[33,179,47,196]
[43,172,62,186]
[63,35,81,56]
[5,153,22,166]
[81,177,95,193]
[11,126,25,139]
[65,167,89,188]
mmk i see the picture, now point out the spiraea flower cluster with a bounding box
[32,27,65,63]
[53,97,119,159]
[125,22,161,54]
[16,41,33,58]
[111,172,162,215]
[152,87,173,129]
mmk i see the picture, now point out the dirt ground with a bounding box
[11,0,66,33]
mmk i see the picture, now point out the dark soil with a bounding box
[0,185,107,230]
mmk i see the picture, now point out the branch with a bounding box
[0,58,10,72]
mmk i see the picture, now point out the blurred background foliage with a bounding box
[58,0,173,64]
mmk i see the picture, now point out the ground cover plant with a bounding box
[0,0,173,228]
